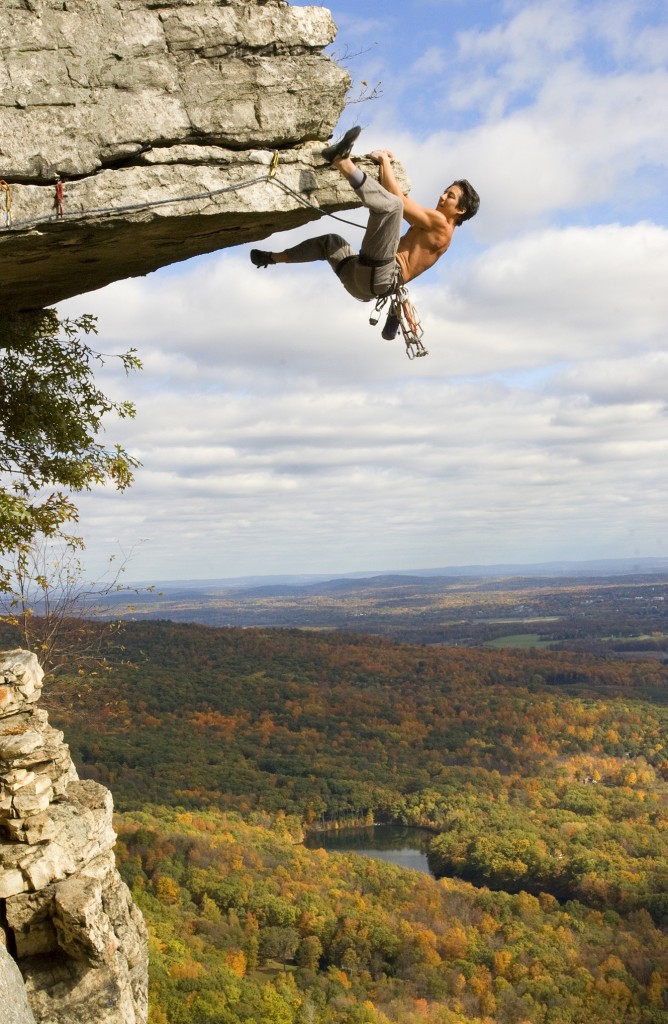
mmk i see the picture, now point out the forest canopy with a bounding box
[117,803,668,1024]
[44,622,668,927]
[10,612,664,1023]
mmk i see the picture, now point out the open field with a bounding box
[483,633,556,649]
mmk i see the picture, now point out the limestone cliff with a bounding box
[0,0,375,312]
[0,649,148,1024]
[0,942,37,1024]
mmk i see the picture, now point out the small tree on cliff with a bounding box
[0,534,146,679]
[0,309,141,592]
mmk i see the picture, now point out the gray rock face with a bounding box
[0,942,37,1024]
[0,0,377,311]
[0,650,148,1024]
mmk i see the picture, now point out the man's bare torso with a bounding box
[396,219,455,284]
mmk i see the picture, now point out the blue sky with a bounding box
[61,0,668,582]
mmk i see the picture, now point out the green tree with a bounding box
[0,310,140,586]
[296,935,323,971]
[260,927,301,968]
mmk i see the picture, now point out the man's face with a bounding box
[437,183,464,217]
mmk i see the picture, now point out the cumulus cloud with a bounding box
[57,0,668,579]
[358,0,668,235]
[62,225,668,579]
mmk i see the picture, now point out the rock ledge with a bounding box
[0,649,148,1024]
[0,0,364,310]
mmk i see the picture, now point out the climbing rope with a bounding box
[0,153,365,232]
[1,152,427,358]
[369,287,428,360]
[0,179,12,226]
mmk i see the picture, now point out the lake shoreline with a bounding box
[303,823,437,878]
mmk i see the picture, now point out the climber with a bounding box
[250,126,479,302]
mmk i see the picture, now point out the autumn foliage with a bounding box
[116,806,668,1024]
[41,620,668,1023]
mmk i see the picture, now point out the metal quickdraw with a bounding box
[369,285,428,359]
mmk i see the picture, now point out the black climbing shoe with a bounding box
[250,249,275,269]
[321,125,362,164]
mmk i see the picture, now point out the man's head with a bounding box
[451,179,480,225]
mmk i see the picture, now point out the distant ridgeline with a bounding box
[88,567,668,653]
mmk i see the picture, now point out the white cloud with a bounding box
[54,0,668,579]
[73,362,668,578]
[62,217,668,581]
[366,61,668,237]
[358,0,668,234]
[553,352,668,406]
[70,219,668,398]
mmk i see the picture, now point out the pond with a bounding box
[304,824,435,877]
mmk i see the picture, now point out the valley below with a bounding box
[3,570,668,1023]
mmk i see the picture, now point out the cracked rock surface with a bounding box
[0,0,368,310]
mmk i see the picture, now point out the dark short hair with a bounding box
[452,179,480,225]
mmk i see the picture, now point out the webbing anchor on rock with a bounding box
[0,179,12,226]
[54,177,64,219]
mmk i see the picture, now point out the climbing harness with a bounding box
[0,180,12,226]
[369,285,428,360]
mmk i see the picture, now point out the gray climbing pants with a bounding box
[281,174,403,302]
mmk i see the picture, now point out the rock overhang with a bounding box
[0,0,407,312]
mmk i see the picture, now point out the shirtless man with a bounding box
[250,126,479,303]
